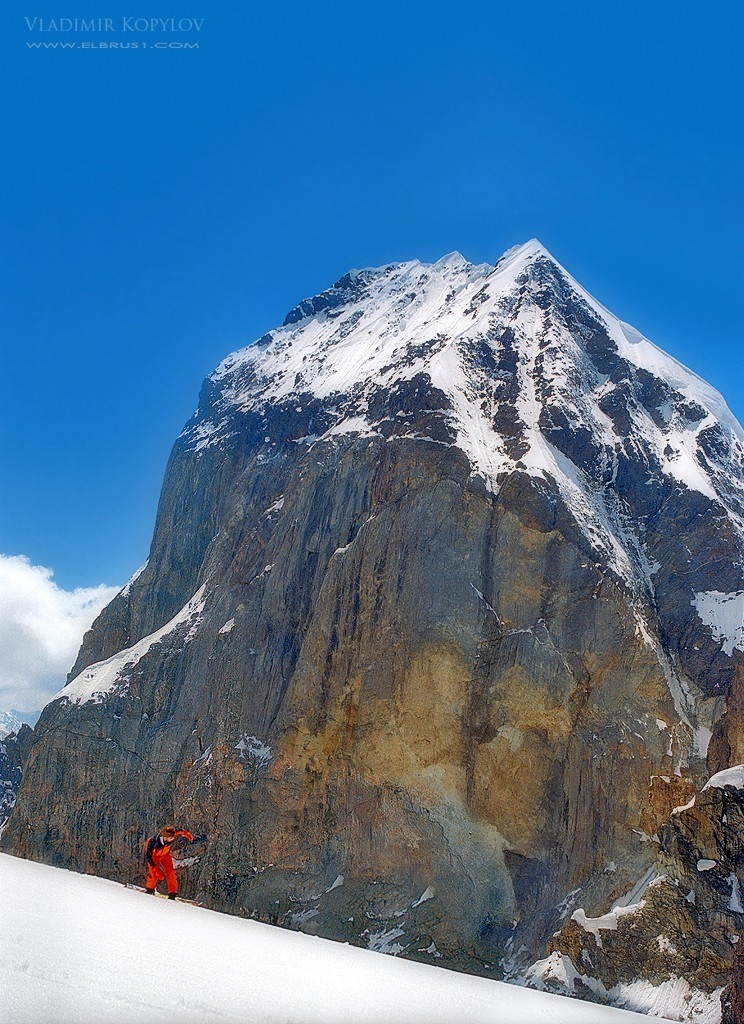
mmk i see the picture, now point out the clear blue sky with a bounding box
[2,0,743,590]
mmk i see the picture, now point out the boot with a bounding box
[145,887,155,895]
[167,893,177,900]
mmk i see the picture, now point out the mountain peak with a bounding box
[432,250,470,271]
[187,241,744,588]
[495,237,555,269]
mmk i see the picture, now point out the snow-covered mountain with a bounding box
[186,238,744,597]
[175,239,744,748]
[0,712,23,739]
[0,709,39,740]
[3,241,743,1019]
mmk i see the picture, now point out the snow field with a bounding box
[0,853,672,1024]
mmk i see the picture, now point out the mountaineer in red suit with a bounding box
[145,825,194,899]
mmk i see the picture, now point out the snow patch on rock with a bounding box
[693,591,744,656]
[51,585,207,706]
[704,765,744,791]
[367,926,407,956]
[611,976,723,1024]
[696,859,717,872]
[235,734,272,769]
[527,952,723,1023]
[119,560,148,598]
[728,873,744,913]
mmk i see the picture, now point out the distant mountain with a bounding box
[3,242,743,1017]
[0,712,24,740]
[0,709,40,739]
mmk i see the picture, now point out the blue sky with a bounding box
[2,0,743,593]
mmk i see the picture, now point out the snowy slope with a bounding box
[0,853,673,1024]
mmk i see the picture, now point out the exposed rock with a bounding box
[721,937,744,1023]
[0,725,34,833]
[546,769,744,1018]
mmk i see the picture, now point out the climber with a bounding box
[144,824,195,899]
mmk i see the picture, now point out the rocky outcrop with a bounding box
[542,768,744,1019]
[3,242,744,1002]
[722,937,744,1024]
[0,725,34,833]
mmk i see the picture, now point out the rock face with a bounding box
[541,766,744,1020]
[722,926,744,1023]
[4,242,744,998]
[540,770,744,1015]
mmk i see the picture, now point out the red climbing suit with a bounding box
[145,829,194,894]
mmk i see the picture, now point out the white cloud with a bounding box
[0,555,120,713]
